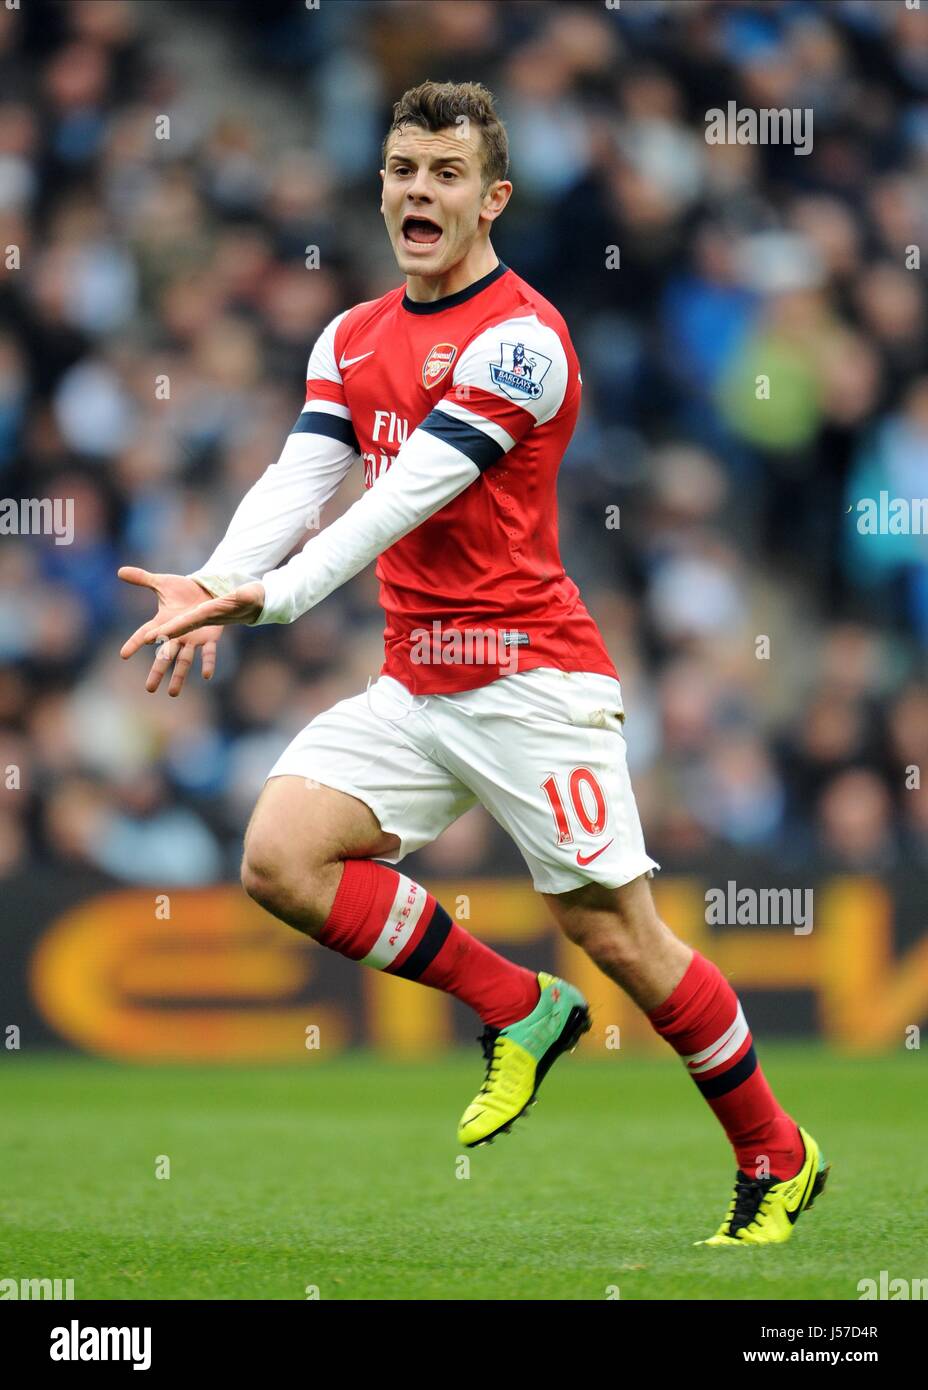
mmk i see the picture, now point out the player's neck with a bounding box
[404,242,500,304]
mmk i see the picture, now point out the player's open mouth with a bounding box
[401,214,443,249]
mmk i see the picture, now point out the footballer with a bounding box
[119,81,828,1246]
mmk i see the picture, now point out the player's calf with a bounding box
[547,873,817,1211]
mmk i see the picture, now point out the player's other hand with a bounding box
[151,581,265,641]
[118,567,236,697]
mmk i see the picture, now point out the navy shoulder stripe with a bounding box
[290,410,359,452]
[417,408,505,473]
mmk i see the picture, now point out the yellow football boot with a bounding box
[457,972,591,1147]
[696,1125,830,1246]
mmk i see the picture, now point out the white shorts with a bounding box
[265,667,660,895]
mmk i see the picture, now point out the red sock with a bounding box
[318,859,539,1028]
[647,950,804,1179]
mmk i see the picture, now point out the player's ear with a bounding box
[481,180,512,224]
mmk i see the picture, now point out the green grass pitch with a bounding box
[1,1046,923,1300]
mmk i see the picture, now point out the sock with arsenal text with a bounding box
[317,858,540,1028]
[647,950,805,1179]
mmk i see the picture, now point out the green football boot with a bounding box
[457,972,591,1147]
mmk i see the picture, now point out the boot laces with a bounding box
[477,1026,502,1093]
[728,1171,774,1234]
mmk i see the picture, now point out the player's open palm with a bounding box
[118,567,228,697]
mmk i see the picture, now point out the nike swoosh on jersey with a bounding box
[339,350,375,369]
[576,840,614,866]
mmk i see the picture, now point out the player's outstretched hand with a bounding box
[118,567,242,697]
[151,581,266,640]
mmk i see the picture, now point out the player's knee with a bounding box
[241,838,306,916]
[241,813,340,911]
[556,879,666,971]
[241,847,283,913]
[566,916,645,975]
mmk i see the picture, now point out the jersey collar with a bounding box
[401,260,509,315]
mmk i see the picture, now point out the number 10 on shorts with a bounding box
[541,766,609,845]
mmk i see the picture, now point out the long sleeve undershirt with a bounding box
[257,429,480,624]
[189,425,481,623]
[186,427,357,599]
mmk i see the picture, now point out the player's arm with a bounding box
[186,310,359,596]
[119,312,359,690]
[156,319,569,637]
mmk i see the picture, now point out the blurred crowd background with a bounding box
[1,0,927,889]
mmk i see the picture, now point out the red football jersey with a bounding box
[303,260,619,695]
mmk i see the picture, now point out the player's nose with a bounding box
[405,170,435,202]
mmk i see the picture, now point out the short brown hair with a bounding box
[382,80,510,191]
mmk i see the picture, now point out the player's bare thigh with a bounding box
[241,774,401,937]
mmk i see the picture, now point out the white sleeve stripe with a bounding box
[306,308,352,386]
[303,400,351,420]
